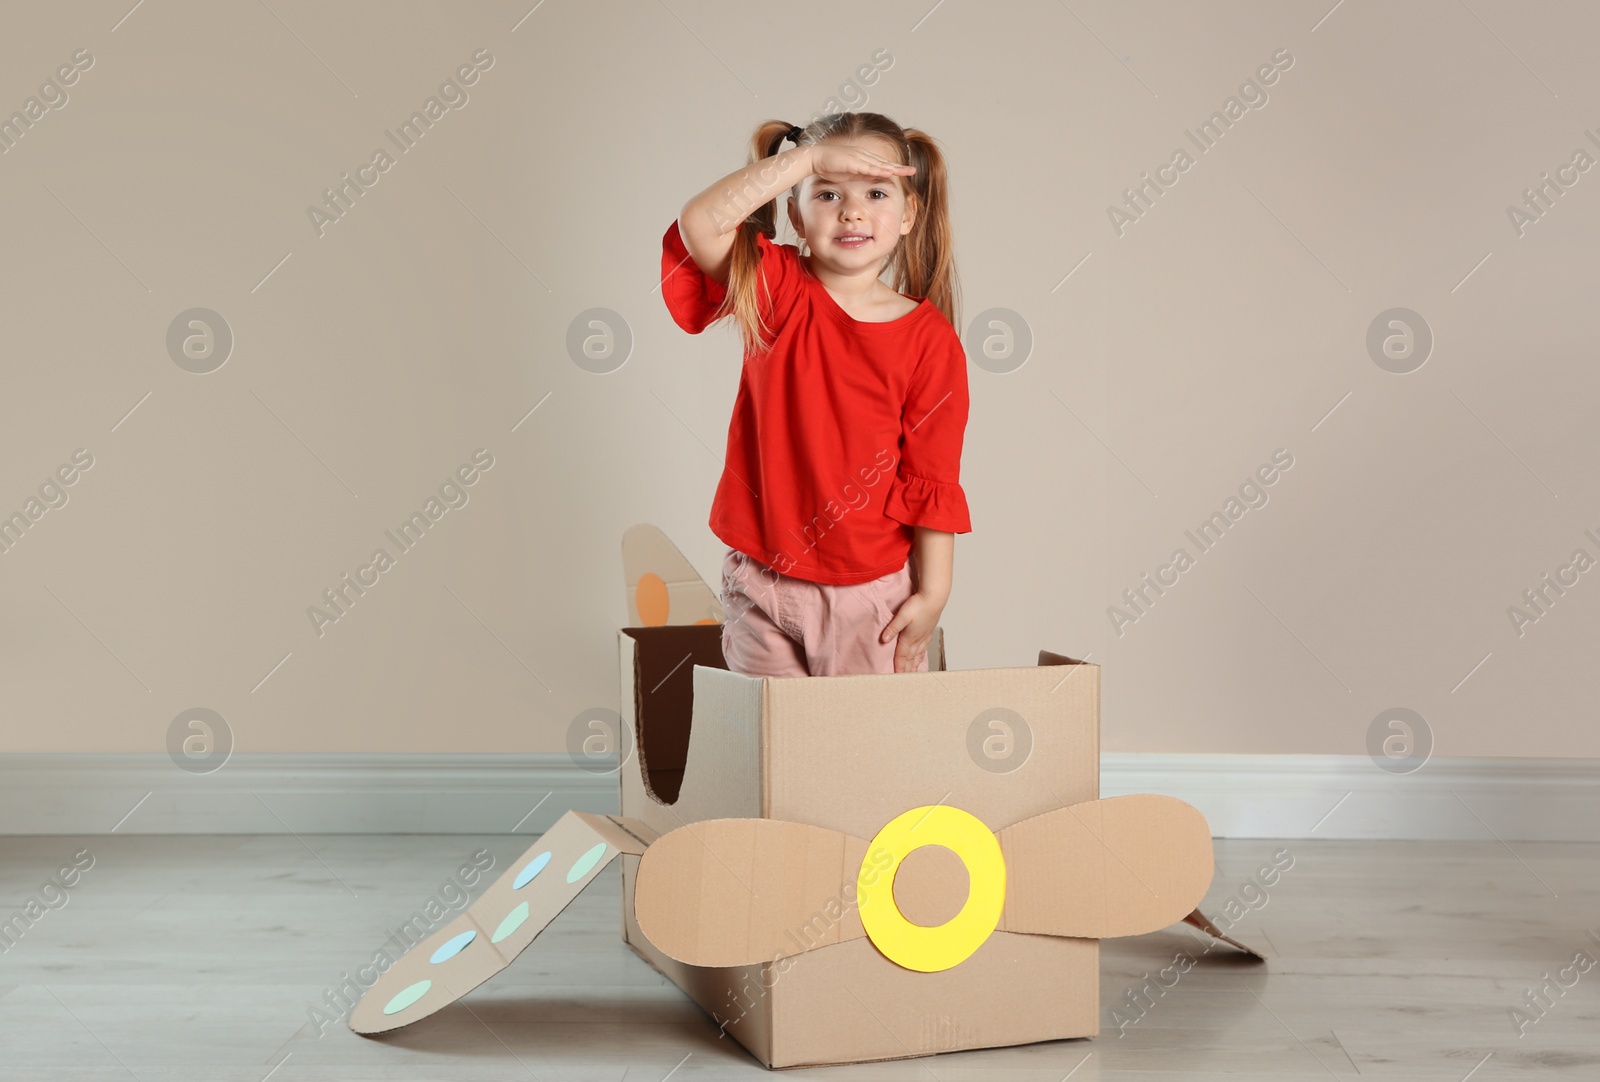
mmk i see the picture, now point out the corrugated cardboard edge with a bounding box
[618,626,758,823]
[1182,907,1267,961]
[623,629,661,806]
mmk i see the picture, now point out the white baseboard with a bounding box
[1098,753,1600,842]
[0,753,1594,841]
[0,754,612,837]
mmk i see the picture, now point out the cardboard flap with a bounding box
[1183,907,1267,961]
[349,811,638,1035]
[997,794,1213,939]
[622,523,724,626]
[634,817,869,967]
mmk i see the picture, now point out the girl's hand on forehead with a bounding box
[807,142,917,185]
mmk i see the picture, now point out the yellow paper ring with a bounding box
[856,804,1006,972]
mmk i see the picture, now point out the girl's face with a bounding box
[788,134,917,272]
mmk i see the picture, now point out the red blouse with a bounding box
[660,219,971,586]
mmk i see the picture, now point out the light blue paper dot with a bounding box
[513,851,553,889]
[429,930,476,964]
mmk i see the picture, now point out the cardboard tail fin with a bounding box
[349,812,658,1035]
[622,523,724,627]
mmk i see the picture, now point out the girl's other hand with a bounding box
[881,590,942,673]
[807,143,917,186]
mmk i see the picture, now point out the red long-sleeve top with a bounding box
[660,219,971,585]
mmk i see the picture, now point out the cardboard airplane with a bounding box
[350,525,1262,1063]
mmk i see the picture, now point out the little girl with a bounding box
[661,111,971,678]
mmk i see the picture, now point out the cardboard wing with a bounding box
[622,523,724,627]
[348,811,659,1034]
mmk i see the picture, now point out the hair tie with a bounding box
[786,124,804,144]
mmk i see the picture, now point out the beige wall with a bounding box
[2,2,1594,758]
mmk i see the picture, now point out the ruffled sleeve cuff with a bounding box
[661,219,729,334]
[884,470,972,533]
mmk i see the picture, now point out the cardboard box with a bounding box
[616,621,1105,1067]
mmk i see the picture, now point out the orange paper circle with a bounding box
[634,573,669,626]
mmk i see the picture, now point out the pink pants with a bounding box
[719,547,929,677]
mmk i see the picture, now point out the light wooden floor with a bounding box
[2,833,1597,1080]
